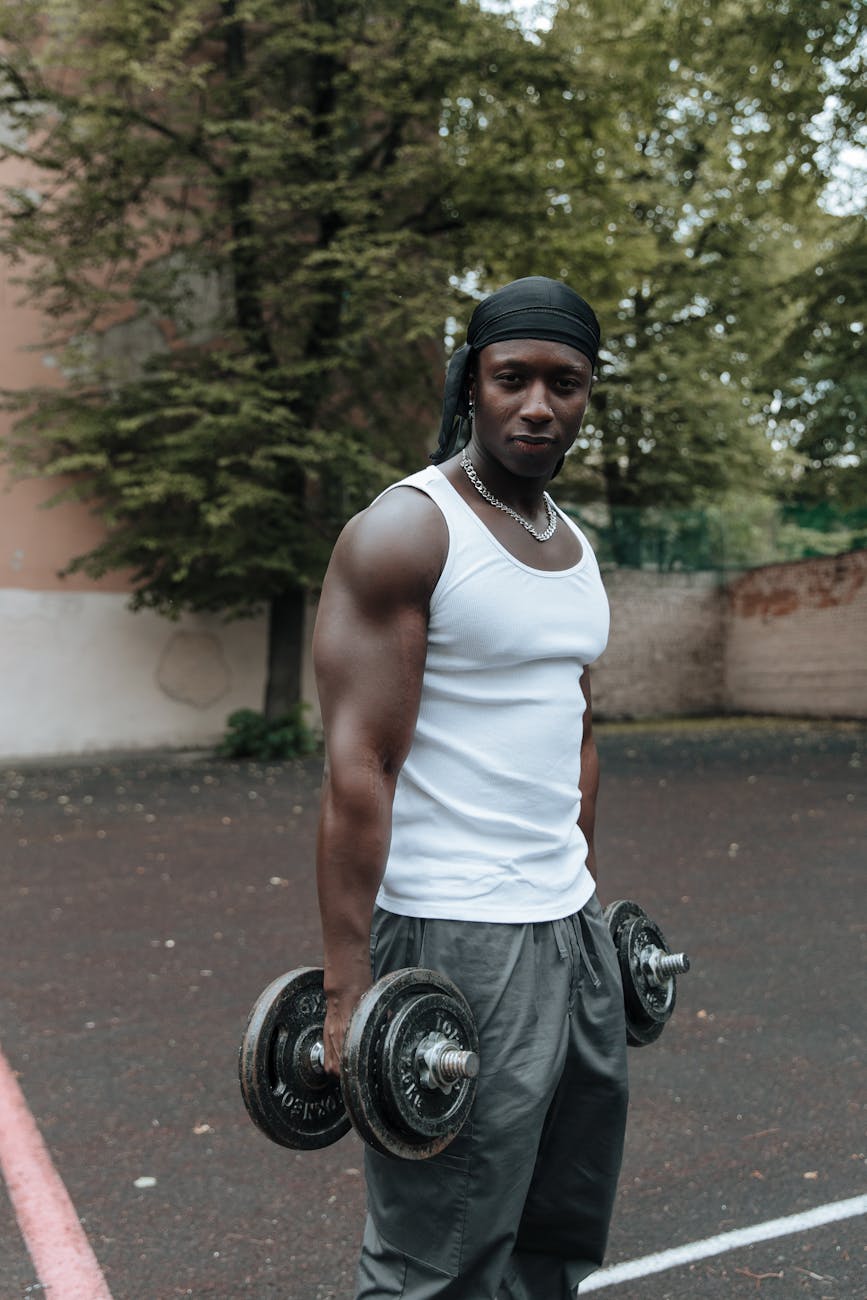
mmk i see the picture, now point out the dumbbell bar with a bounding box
[239,966,480,1161]
[603,899,691,1047]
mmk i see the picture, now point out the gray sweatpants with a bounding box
[355,894,629,1299]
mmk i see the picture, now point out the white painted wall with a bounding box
[0,589,270,761]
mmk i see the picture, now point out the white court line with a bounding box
[0,1042,114,1299]
[581,1193,867,1291]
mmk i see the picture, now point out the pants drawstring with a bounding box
[572,912,602,989]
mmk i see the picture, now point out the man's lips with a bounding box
[511,434,557,448]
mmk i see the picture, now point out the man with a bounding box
[313,276,628,1299]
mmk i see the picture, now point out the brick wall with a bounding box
[593,551,866,721]
[593,570,726,719]
[724,550,867,719]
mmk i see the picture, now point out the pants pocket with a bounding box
[582,894,623,996]
[364,1135,472,1278]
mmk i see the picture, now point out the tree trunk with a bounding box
[264,589,306,720]
[597,409,639,568]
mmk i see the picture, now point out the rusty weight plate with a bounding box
[239,967,351,1149]
[341,967,479,1161]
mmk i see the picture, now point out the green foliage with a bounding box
[767,217,867,513]
[571,495,866,571]
[0,0,863,612]
[0,0,575,710]
[536,0,866,539]
[217,706,317,761]
[0,0,575,623]
[4,350,383,612]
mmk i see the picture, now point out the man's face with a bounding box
[469,338,593,478]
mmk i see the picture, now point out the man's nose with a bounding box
[520,383,554,422]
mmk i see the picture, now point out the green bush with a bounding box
[217,707,317,761]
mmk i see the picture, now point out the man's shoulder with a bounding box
[330,475,448,604]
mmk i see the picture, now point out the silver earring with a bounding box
[467,399,474,423]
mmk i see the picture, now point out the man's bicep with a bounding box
[313,513,434,777]
[316,589,427,775]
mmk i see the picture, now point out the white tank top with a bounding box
[377,465,610,922]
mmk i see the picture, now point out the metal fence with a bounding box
[566,501,867,572]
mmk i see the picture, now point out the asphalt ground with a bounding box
[0,719,864,1300]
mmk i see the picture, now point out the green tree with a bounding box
[0,0,563,714]
[769,215,866,527]
[758,3,867,543]
[478,0,866,563]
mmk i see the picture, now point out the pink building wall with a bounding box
[0,230,127,596]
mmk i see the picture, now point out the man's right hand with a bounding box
[322,984,370,1075]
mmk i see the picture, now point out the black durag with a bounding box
[432,276,601,464]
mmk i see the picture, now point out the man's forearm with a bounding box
[316,765,394,996]
[315,761,397,1073]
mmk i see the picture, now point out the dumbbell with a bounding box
[604,899,691,1046]
[240,903,687,1160]
[239,966,480,1161]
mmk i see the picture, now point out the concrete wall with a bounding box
[0,589,271,761]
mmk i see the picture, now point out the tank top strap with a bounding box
[377,465,465,520]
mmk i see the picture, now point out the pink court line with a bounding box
[0,1042,113,1299]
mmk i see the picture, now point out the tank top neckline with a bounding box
[431,466,588,578]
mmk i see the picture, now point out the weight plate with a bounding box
[623,1009,666,1048]
[381,990,478,1140]
[239,967,351,1150]
[625,915,676,1021]
[618,914,676,1047]
[341,968,480,1161]
[603,899,645,947]
[605,900,675,1048]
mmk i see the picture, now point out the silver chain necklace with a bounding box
[460,451,558,542]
